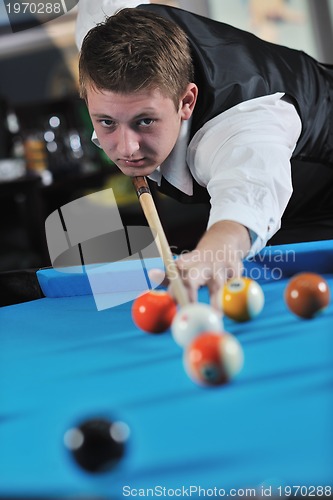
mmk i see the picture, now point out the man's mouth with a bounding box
[118,158,146,168]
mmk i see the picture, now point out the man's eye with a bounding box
[138,118,154,127]
[99,119,114,128]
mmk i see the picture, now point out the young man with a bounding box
[76,1,333,307]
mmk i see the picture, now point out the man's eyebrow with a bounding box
[90,109,158,119]
[90,113,113,119]
[133,110,158,118]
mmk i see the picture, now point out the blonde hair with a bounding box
[79,8,194,109]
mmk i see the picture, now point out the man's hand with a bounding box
[149,220,251,310]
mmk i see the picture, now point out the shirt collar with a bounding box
[148,119,193,196]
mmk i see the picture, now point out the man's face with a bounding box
[87,85,196,177]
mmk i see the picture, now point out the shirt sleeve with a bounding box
[187,93,302,257]
[76,0,150,49]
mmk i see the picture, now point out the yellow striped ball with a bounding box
[221,277,264,322]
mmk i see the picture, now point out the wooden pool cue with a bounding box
[132,176,190,307]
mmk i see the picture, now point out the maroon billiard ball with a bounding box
[284,272,330,319]
[131,290,177,333]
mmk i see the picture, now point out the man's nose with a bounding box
[116,127,140,158]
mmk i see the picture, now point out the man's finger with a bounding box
[148,268,169,288]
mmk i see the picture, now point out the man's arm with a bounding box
[189,93,302,254]
[177,93,302,308]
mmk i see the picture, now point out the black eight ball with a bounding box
[64,417,129,473]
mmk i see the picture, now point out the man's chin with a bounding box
[121,165,159,178]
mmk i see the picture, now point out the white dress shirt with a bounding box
[77,0,302,256]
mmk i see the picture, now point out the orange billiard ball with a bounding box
[131,290,177,333]
[221,277,265,322]
[183,331,244,386]
[284,272,330,319]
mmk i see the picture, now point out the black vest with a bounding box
[139,4,333,203]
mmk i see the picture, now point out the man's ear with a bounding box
[179,83,198,120]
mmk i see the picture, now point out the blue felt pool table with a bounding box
[1,239,333,499]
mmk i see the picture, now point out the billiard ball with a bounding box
[64,417,130,473]
[171,302,223,347]
[284,272,330,319]
[131,290,177,333]
[183,331,244,386]
[221,277,264,322]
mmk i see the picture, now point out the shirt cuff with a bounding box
[207,203,278,258]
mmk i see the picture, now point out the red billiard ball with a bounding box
[183,331,244,386]
[284,272,330,319]
[131,290,177,333]
[221,277,265,322]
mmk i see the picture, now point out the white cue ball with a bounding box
[171,302,223,347]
